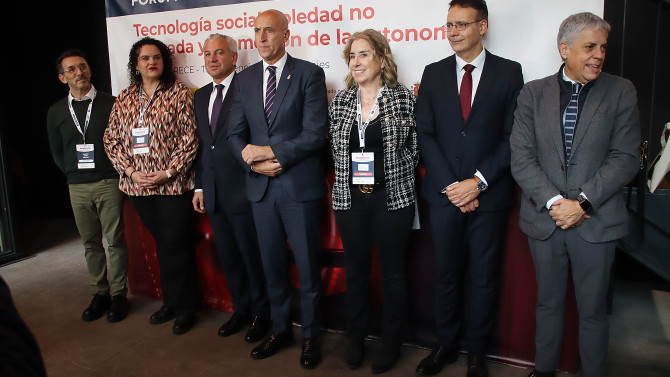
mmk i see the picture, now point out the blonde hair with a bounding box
[342,29,398,90]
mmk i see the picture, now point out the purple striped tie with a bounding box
[264,66,277,122]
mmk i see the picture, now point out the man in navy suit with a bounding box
[415,1,523,376]
[192,34,271,343]
[226,9,328,369]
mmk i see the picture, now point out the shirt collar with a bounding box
[456,49,486,72]
[212,71,235,89]
[69,84,97,102]
[262,52,288,73]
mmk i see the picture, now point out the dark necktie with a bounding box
[265,66,277,122]
[564,82,582,160]
[210,84,224,136]
[460,64,475,123]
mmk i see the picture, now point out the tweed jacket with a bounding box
[328,84,418,211]
[511,70,640,242]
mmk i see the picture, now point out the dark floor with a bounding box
[0,218,668,377]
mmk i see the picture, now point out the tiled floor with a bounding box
[1,218,668,377]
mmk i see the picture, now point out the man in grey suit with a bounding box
[510,12,640,377]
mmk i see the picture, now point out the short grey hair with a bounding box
[203,33,237,53]
[557,12,611,50]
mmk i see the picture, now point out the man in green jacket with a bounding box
[47,49,129,323]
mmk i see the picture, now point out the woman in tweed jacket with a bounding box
[328,29,418,373]
[104,37,199,335]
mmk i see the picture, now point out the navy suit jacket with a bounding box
[194,73,251,214]
[226,54,328,203]
[416,51,524,212]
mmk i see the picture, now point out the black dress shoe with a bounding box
[82,293,110,322]
[416,346,459,375]
[300,338,321,369]
[371,343,400,374]
[466,354,489,377]
[345,337,364,369]
[527,370,556,377]
[173,314,196,335]
[245,315,272,343]
[149,305,175,324]
[251,332,294,360]
[218,313,250,337]
[106,295,128,323]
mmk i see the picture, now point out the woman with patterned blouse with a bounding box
[328,29,419,373]
[104,37,199,335]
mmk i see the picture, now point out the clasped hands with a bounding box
[128,168,172,189]
[242,144,283,177]
[446,178,480,213]
[549,198,590,229]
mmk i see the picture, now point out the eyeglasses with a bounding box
[63,63,89,74]
[442,20,482,31]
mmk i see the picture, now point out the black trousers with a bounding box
[334,186,414,345]
[428,204,508,354]
[131,193,199,316]
[208,198,270,319]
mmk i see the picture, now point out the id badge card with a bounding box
[351,152,374,185]
[132,127,149,155]
[76,144,95,169]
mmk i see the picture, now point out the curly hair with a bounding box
[127,37,176,89]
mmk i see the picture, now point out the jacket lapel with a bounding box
[571,76,606,155]
[213,73,235,140]
[468,51,495,126]
[440,56,462,128]
[197,83,214,144]
[268,54,294,129]
[543,75,566,165]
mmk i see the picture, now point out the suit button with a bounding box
[455,157,460,161]
[211,145,215,150]
[461,131,466,136]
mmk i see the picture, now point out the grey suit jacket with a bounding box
[510,70,640,242]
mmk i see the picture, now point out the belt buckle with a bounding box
[358,184,374,194]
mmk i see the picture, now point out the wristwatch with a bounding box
[473,176,488,192]
[577,193,592,214]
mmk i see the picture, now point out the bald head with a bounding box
[254,9,290,64]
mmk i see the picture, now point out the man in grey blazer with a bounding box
[510,12,640,377]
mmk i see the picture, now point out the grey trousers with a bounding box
[528,227,616,377]
[69,178,128,296]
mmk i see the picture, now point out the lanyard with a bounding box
[356,86,384,149]
[138,84,158,126]
[68,90,95,143]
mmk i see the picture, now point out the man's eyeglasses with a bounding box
[63,63,90,74]
[442,20,482,31]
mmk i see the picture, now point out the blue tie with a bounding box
[264,66,277,122]
[564,82,582,161]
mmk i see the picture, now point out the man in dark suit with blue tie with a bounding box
[511,13,640,377]
[192,34,271,343]
[226,9,328,370]
[415,1,524,376]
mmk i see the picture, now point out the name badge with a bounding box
[352,152,374,185]
[132,127,149,155]
[76,144,95,169]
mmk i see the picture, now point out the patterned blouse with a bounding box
[328,84,418,211]
[104,81,198,196]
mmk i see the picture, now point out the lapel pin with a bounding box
[287,74,291,80]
